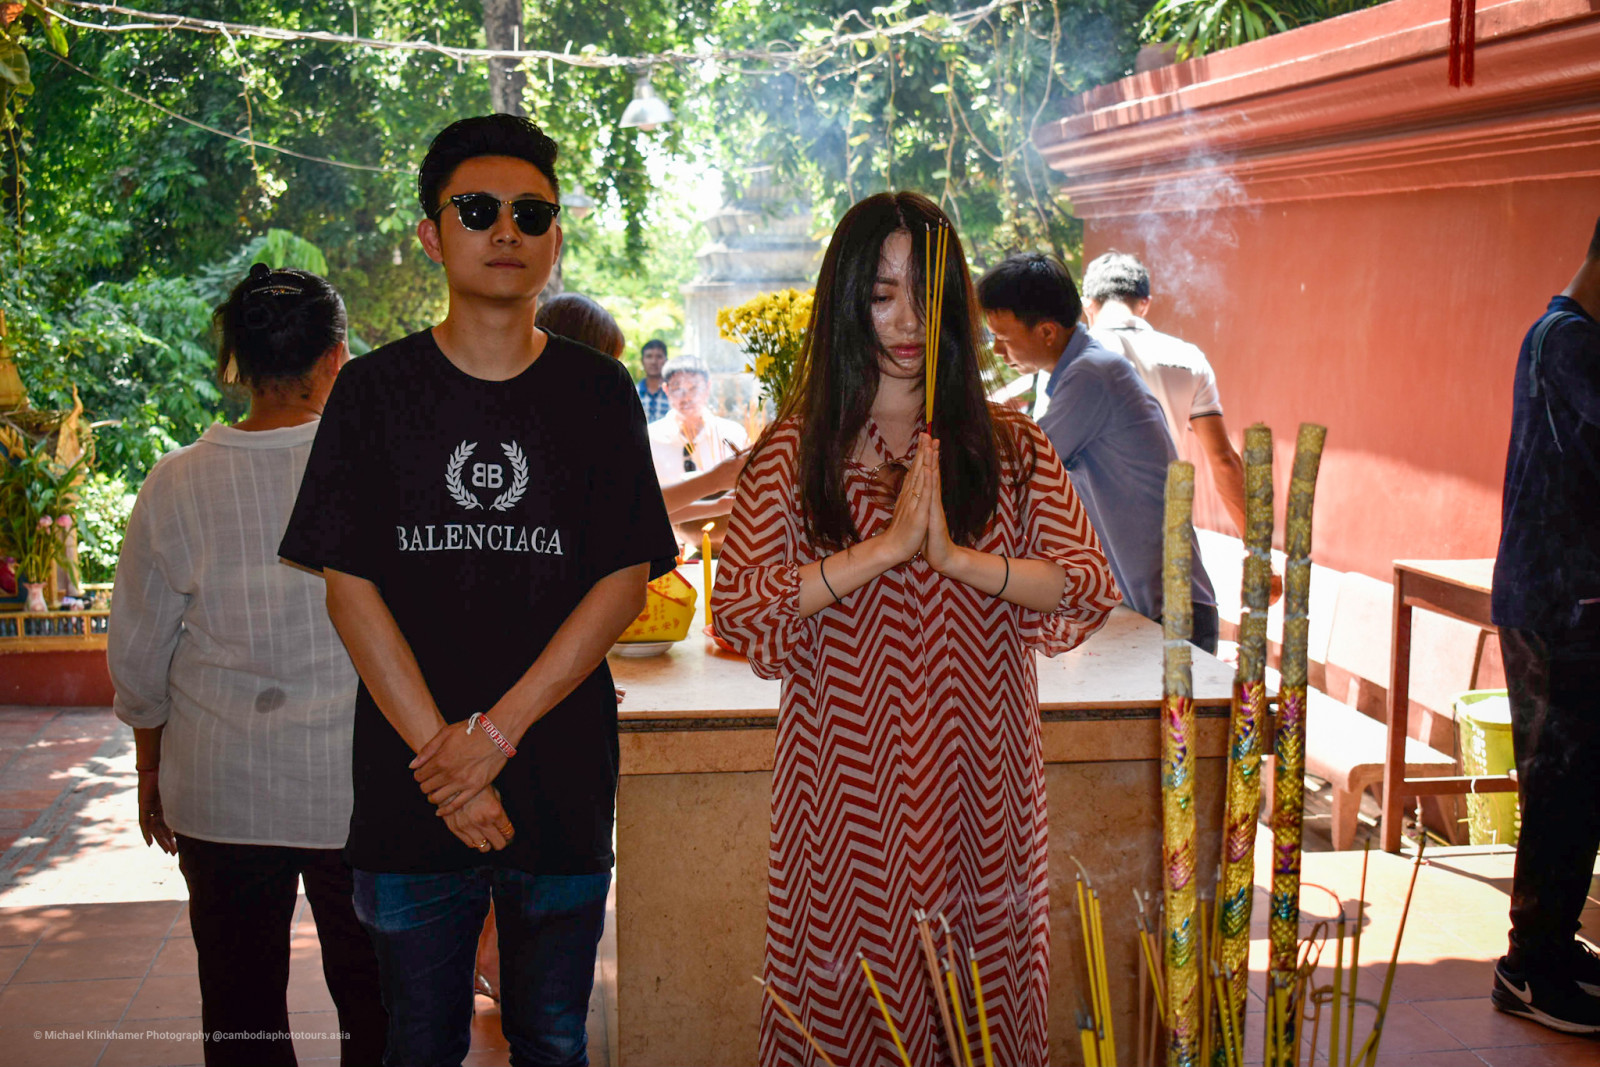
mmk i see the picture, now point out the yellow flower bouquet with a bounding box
[717,288,813,408]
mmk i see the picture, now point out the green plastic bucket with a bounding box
[1455,689,1519,846]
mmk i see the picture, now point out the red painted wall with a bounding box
[1036,0,1600,579]
[1087,179,1599,577]
[0,651,115,707]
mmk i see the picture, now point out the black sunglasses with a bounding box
[683,443,697,473]
[433,193,561,237]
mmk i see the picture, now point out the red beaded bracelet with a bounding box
[467,712,517,758]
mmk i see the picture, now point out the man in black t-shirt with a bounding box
[279,114,677,1067]
[1489,217,1600,1035]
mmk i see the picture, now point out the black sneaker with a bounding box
[1493,957,1600,1034]
[1553,940,1600,997]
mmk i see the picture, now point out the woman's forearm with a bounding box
[324,569,446,753]
[938,547,1067,613]
[795,537,903,618]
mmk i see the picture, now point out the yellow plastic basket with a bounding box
[617,568,699,643]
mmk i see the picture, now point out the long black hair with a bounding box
[213,263,346,388]
[754,191,1025,551]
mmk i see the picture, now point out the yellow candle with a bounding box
[702,524,714,627]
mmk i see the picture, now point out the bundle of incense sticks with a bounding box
[924,222,950,427]
[1073,871,1117,1066]
[865,914,992,1067]
[1160,460,1201,1067]
[1219,425,1274,1025]
[1134,888,1168,1066]
[1267,424,1327,1067]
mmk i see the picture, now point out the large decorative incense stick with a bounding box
[1267,423,1327,1067]
[753,976,839,1067]
[1220,425,1273,1022]
[1160,460,1199,1067]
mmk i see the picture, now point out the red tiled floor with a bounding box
[1474,1042,1600,1066]
[10,936,162,983]
[147,937,197,977]
[1414,997,1583,1049]
[0,977,138,1027]
[122,973,202,1021]
[0,1025,108,1067]
[95,1022,205,1067]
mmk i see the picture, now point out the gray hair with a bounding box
[1082,251,1151,304]
[662,356,710,383]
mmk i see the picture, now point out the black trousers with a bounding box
[1502,627,1600,970]
[176,834,388,1067]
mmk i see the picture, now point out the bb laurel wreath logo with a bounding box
[445,441,529,512]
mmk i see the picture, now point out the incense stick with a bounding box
[1137,923,1148,1067]
[858,952,912,1067]
[1079,1006,1101,1067]
[924,222,950,427]
[1346,843,1370,1067]
[1329,908,1345,1067]
[915,910,961,1065]
[1358,834,1426,1067]
[1076,876,1105,1063]
[969,948,994,1067]
[944,957,974,1067]
[753,976,838,1067]
[1092,888,1116,1066]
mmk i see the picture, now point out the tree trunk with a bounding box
[481,0,526,117]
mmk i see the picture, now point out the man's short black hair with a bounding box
[418,114,560,218]
[1590,215,1600,260]
[1082,251,1152,305]
[642,338,668,356]
[975,253,1082,330]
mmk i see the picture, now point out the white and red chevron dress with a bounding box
[713,416,1119,1067]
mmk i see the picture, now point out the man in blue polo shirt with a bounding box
[978,252,1218,652]
[1490,216,1600,1034]
[636,338,670,422]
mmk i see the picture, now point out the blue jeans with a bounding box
[352,867,610,1067]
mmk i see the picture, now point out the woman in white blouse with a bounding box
[109,263,386,1067]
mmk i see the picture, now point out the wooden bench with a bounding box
[1299,675,1457,850]
[1198,532,1486,849]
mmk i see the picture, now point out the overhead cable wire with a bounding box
[48,53,401,172]
[48,0,1036,72]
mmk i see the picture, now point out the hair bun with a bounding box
[241,302,275,332]
[248,262,274,284]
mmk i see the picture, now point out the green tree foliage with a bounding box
[703,0,1149,265]
[3,0,1156,500]
[1141,0,1385,58]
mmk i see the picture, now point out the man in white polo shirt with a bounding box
[647,356,749,553]
[1083,251,1248,539]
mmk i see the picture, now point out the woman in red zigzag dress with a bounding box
[712,191,1121,1067]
